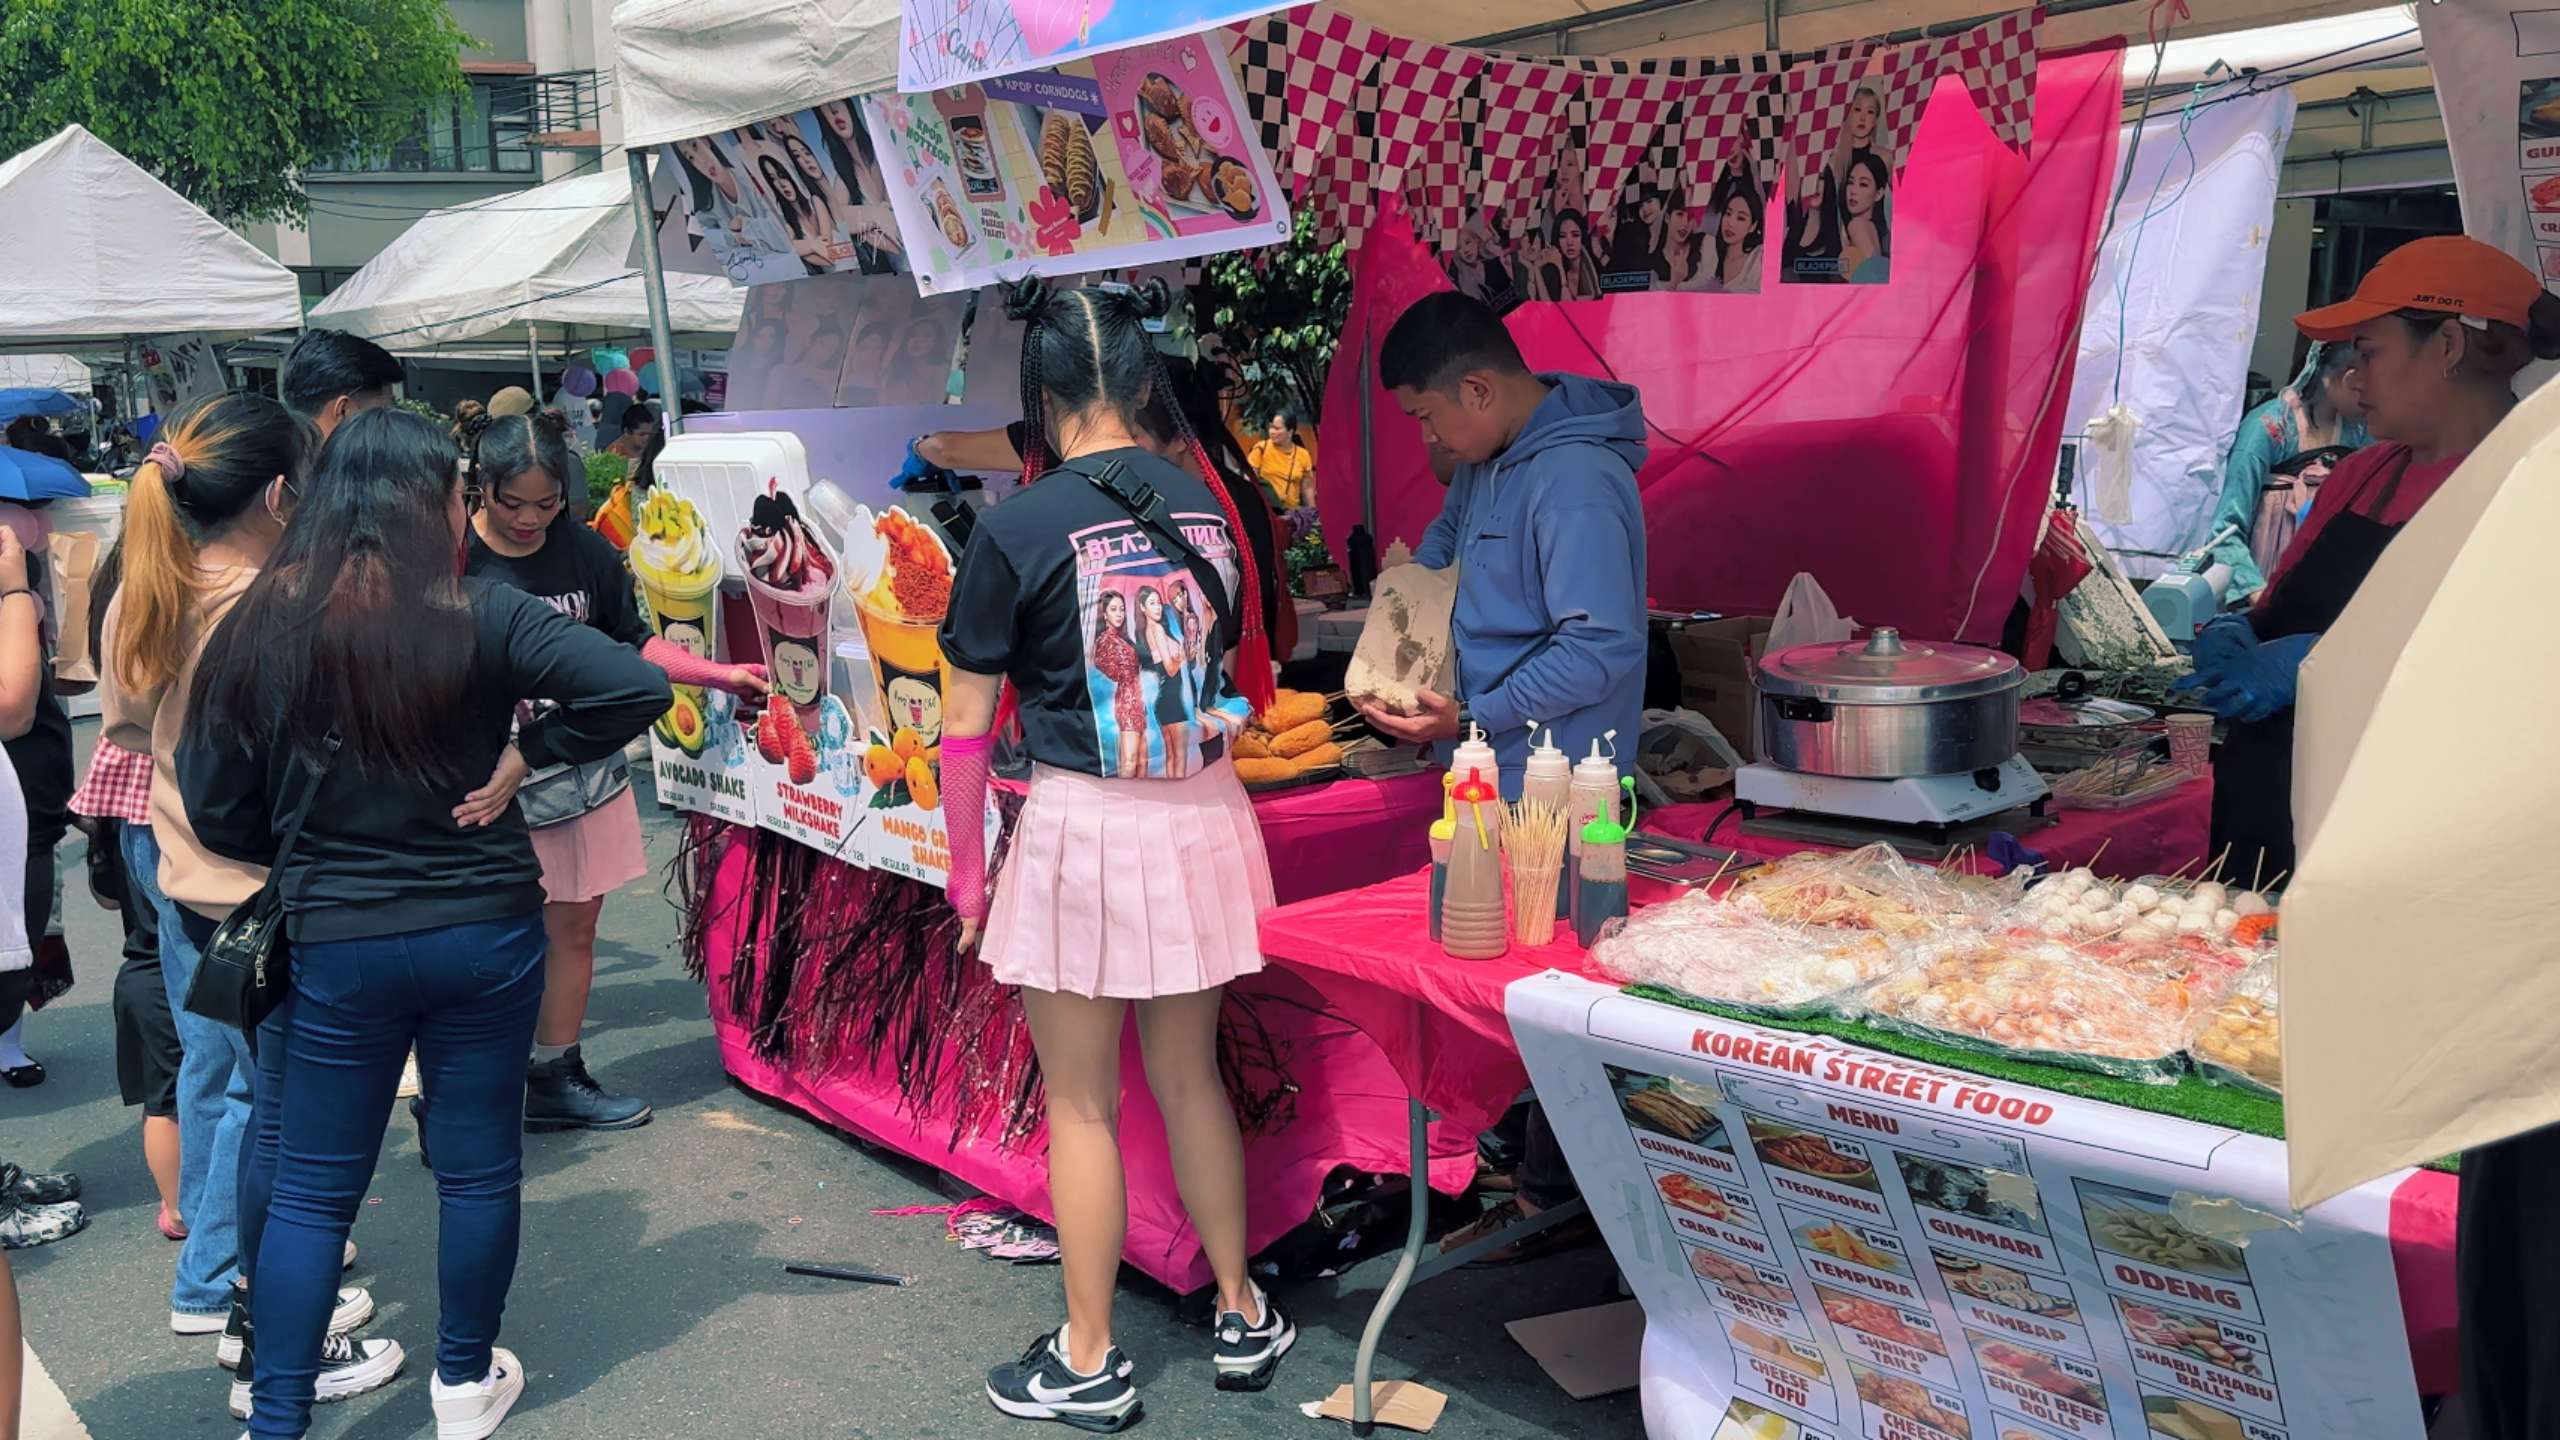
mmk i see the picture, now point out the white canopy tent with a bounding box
[0,125,303,355]
[309,170,745,352]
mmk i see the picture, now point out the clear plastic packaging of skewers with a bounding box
[2186,957,2281,1097]
[1722,842,2029,937]
[1850,928,2204,1084]
[1590,894,1907,1020]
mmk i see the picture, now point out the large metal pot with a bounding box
[1757,628,2023,778]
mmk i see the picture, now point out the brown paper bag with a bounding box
[48,529,99,687]
[1344,561,1457,714]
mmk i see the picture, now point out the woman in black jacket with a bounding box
[179,410,667,1440]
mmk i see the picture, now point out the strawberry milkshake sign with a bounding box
[736,482,865,859]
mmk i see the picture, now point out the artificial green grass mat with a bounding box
[1623,983,2287,1139]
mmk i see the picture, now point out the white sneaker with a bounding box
[431,1346,526,1440]
[217,1287,373,1368]
[172,1307,228,1335]
[345,1238,359,1272]
[228,1333,404,1418]
[397,1051,423,1100]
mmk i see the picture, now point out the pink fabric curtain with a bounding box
[1318,46,2126,643]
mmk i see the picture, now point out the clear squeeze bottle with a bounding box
[1440,768,1510,961]
[1565,731,1620,933]
[1520,725,1574,918]
[1427,773,1456,944]
[1575,777,1636,948]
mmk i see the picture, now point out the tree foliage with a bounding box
[0,0,468,224]
[1201,208,1352,427]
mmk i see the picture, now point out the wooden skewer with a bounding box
[2262,869,2289,893]
[2085,837,2113,875]
[2160,856,2199,889]
[2203,843,2234,884]
[2250,852,2266,893]
[1704,853,1739,895]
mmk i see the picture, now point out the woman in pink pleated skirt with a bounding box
[937,278,1294,1432]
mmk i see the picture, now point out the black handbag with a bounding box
[184,735,336,1032]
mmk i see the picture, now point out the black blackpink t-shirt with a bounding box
[466,520,649,647]
[940,447,1248,779]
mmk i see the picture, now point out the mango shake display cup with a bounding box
[852,506,955,757]
[633,490,724,757]
[737,486,840,736]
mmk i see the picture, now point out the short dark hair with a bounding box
[1379,292,1526,394]
[280,328,402,420]
[621,403,657,434]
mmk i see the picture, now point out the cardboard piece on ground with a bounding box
[1307,1381,1448,1431]
[1504,1299,1645,1399]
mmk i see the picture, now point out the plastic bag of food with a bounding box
[1728,842,2024,938]
[2187,958,2280,1096]
[1852,932,2193,1083]
[1592,890,1906,1019]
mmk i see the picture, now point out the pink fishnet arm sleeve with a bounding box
[941,731,995,921]
[641,635,765,692]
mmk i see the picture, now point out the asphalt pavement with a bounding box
[7,734,1640,1440]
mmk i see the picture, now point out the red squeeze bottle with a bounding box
[1440,769,1510,960]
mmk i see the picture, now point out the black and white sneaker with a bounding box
[216,1282,374,1369]
[985,1326,1142,1432]
[1212,1286,1294,1392]
[228,1329,405,1418]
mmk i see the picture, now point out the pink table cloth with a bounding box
[699,770,1447,1293]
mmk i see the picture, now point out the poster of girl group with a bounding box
[859,32,1290,294]
[658,98,915,287]
[1434,73,1899,309]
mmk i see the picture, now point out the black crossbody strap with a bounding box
[1055,456,1238,642]
[267,733,340,881]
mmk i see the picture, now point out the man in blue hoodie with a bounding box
[1356,292,1650,800]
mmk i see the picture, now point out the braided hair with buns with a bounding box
[1003,276,1274,713]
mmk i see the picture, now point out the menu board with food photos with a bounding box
[1508,974,2425,1440]
[860,32,1289,294]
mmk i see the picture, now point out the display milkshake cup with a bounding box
[850,506,956,752]
[737,486,840,734]
[632,490,724,757]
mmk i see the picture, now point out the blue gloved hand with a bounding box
[891,438,936,492]
[2190,613,2257,672]
[2180,631,2316,724]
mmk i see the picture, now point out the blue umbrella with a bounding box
[0,447,92,502]
[0,389,83,427]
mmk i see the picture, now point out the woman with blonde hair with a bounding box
[98,393,389,1391]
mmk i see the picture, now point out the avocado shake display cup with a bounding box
[632,490,725,756]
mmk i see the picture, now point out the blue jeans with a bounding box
[248,912,547,1439]
[137,824,252,1318]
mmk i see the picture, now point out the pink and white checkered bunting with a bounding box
[1477,56,1581,222]
[1374,36,1483,191]
[1285,6,1388,180]
[1401,71,1479,247]
[1948,6,2040,152]
[1580,71,1682,215]
[1873,34,1957,180]
[1781,45,1879,200]
[1679,72,1767,211]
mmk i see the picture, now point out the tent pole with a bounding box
[1764,0,1779,48]
[526,322,544,399]
[626,148,685,444]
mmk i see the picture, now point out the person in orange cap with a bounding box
[2181,235,2560,881]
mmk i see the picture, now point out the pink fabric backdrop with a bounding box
[1319,48,2127,644]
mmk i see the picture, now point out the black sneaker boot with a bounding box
[1212,1286,1295,1392]
[986,1326,1141,1432]
[524,1045,651,1132]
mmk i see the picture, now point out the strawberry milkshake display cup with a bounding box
[736,485,839,741]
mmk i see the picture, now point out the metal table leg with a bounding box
[1352,1095,1432,1437]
